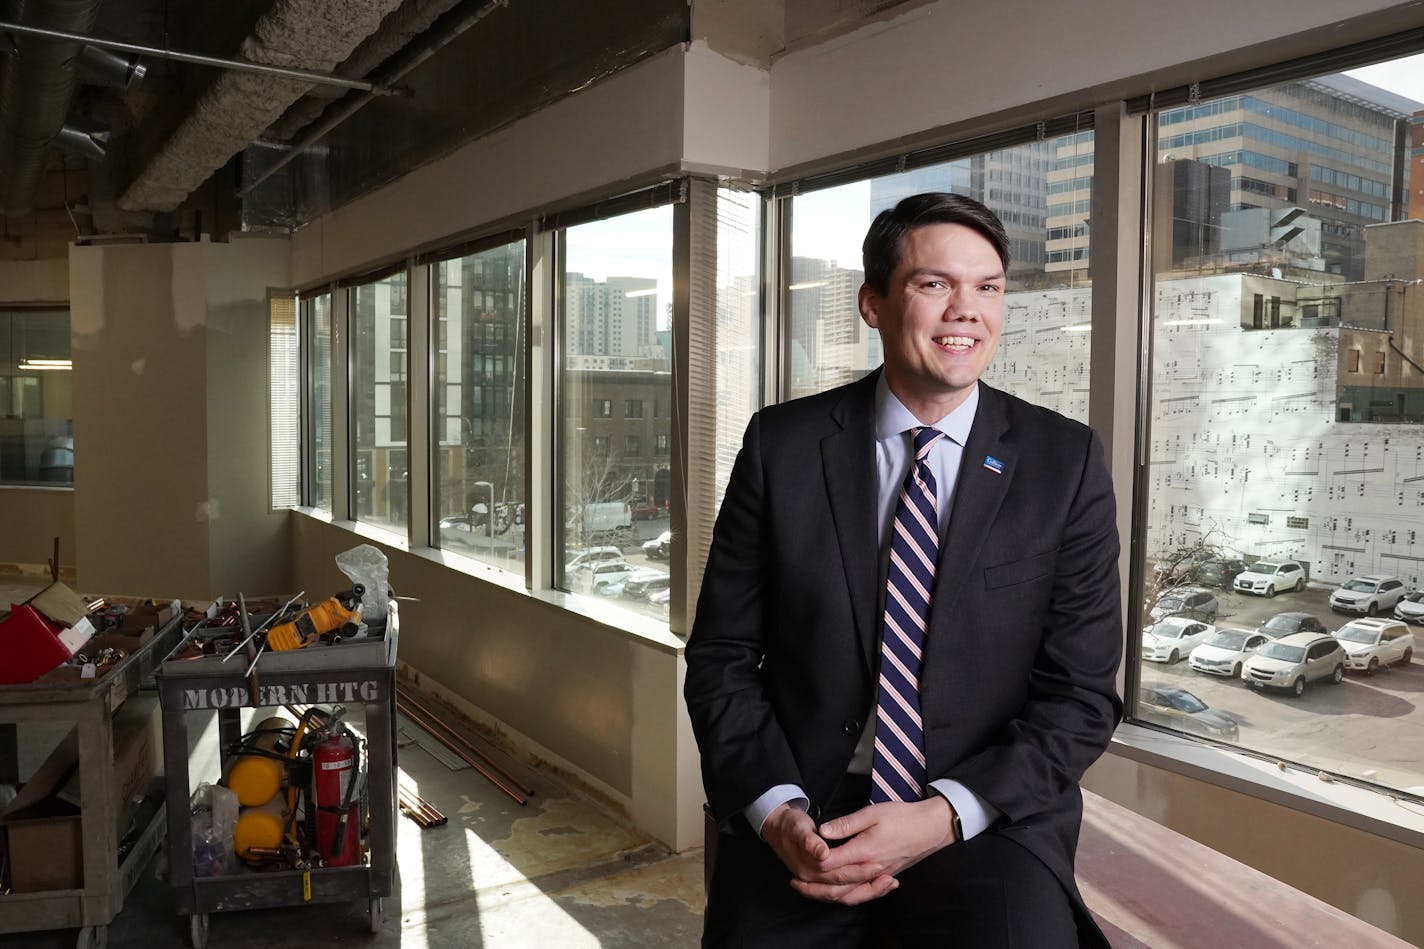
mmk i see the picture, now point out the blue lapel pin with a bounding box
[983,455,1005,475]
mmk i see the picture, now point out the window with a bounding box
[559,204,673,623]
[1141,58,1424,799]
[0,309,72,485]
[351,271,409,533]
[308,293,333,511]
[269,293,299,508]
[625,435,641,456]
[433,239,526,569]
[654,433,670,455]
[787,136,1091,423]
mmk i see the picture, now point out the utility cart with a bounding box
[0,603,183,949]
[154,603,398,948]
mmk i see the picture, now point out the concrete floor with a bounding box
[0,579,706,949]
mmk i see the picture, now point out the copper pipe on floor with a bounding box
[395,686,534,798]
[394,695,528,806]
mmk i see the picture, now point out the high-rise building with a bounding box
[564,273,663,369]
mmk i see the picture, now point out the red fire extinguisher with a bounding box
[312,729,363,866]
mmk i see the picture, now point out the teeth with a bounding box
[934,336,975,348]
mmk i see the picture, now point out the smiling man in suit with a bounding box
[684,192,1123,948]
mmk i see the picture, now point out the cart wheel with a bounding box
[76,925,108,949]
[190,913,210,949]
[369,897,384,933]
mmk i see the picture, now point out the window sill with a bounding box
[1108,722,1424,848]
[0,483,74,492]
[290,508,684,655]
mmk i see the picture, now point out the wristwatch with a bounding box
[952,810,964,842]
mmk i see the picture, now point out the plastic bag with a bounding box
[191,783,239,876]
[335,544,390,623]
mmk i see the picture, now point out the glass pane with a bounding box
[310,293,333,511]
[352,273,409,534]
[786,137,1091,422]
[713,188,763,516]
[433,240,526,570]
[0,310,73,485]
[559,206,672,624]
[1140,59,1424,794]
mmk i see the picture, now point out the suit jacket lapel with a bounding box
[823,372,882,671]
[933,385,1015,618]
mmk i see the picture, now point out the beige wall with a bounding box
[69,237,291,598]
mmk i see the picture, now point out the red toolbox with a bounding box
[0,604,70,684]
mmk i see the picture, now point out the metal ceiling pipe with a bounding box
[77,43,146,89]
[0,0,104,215]
[54,121,106,161]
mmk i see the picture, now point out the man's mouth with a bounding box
[933,335,976,350]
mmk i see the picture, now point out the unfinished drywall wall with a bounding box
[69,238,290,598]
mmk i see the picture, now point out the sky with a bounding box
[1344,52,1424,106]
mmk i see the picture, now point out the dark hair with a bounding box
[861,193,1010,295]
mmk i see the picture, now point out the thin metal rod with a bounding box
[221,590,305,661]
[396,686,533,796]
[237,0,507,196]
[0,19,398,94]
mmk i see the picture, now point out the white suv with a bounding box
[1233,560,1306,598]
[1329,576,1407,616]
[1332,618,1414,675]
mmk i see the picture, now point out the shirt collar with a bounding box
[873,373,979,446]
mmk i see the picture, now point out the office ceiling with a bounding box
[0,0,689,259]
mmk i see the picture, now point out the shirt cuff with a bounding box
[744,784,809,838]
[929,779,1000,840]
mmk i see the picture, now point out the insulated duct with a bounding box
[0,0,104,215]
[118,0,404,213]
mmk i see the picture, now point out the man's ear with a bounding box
[858,284,880,329]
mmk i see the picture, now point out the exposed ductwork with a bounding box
[0,0,104,215]
[118,0,404,213]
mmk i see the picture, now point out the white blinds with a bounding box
[269,293,300,509]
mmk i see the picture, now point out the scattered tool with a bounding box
[265,587,364,651]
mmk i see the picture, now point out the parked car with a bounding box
[1332,618,1414,674]
[1189,628,1272,678]
[1256,612,1327,639]
[1153,549,1218,586]
[620,569,670,601]
[1234,560,1306,598]
[1395,591,1424,625]
[1196,558,1248,589]
[1137,686,1239,742]
[565,545,624,573]
[1142,617,1216,663]
[641,530,672,561]
[578,559,637,594]
[1329,575,1407,616]
[1149,587,1218,624]
[1241,632,1346,696]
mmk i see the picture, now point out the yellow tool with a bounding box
[265,588,363,651]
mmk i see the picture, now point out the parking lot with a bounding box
[1139,583,1424,793]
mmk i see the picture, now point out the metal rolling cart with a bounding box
[0,607,183,949]
[154,602,398,949]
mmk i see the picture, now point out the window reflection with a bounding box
[352,272,409,533]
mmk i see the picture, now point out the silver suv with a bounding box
[1233,560,1306,598]
[1329,576,1407,616]
[1332,618,1414,675]
[1241,632,1345,696]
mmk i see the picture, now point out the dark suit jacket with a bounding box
[684,370,1123,938]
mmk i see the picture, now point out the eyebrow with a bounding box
[907,268,1006,283]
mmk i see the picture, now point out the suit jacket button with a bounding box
[842,720,860,736]
[809,804,822,821]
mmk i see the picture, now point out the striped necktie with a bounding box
[871,426,945,804]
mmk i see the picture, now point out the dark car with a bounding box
[1255,611,1327,640]
[1196,558,1247,589]
[1137,686,1239,742]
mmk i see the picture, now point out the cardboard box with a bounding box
[0,727,82,892]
